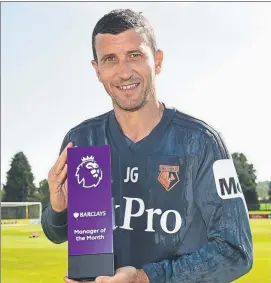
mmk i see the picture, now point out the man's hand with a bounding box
[63,267,150,283]
[48,142,73,212]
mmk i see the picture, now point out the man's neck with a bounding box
[113,98,164,143]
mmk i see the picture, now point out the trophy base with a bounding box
[68,253,114,281]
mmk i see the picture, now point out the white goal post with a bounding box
[1,202,42,225]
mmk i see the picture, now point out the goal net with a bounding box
[1,202,42,225]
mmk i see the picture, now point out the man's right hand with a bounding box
[48,142,73,213]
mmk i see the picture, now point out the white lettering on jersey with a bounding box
[145,208,162,232]
[124,167,139,183]
[120,197,145,230]
[115,197,182,234]
[213,159,243,199]
[213,159,249,217]
[160,210,182,234]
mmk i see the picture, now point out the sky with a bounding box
[1,2,270,186]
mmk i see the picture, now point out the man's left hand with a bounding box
[63,266,150,283]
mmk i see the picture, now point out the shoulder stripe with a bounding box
[69,110,112,133]
[173,110,230,159]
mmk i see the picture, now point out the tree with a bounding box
[0,187,5,201]
[37,179,50,209]
[269,181,271,202]
[232,152,259,210]
[2,152,37,202]
[256,181,270,200]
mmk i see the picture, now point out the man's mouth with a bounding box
[117,83,140,90]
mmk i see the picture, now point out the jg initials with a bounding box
[124,167,139,183]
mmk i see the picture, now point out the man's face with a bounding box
[92,29,163,111]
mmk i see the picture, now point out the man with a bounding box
[41,9,253,283]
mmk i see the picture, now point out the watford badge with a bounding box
[157,165,180,191]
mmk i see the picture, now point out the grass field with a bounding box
[260,203,271,210]
[2,218,271,283]
[249,210,271,214]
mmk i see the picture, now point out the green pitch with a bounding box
[249,211,271,215]
[2,219,271,283]
[2,225,68,283]
[260,203,271,210]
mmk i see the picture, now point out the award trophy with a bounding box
[67,145,114,281]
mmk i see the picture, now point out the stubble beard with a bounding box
[111,81,155,112]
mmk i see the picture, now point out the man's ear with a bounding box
[155,49,163,75]
[91,60,101,82]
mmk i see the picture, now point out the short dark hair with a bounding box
[92,9,157,62]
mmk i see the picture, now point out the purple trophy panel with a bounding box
[67,145,114,280]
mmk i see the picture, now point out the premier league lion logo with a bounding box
[75,155,103,188]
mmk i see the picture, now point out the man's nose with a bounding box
[117,61,133,81]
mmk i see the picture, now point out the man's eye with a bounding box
[105,56,115,62]
[130,53,142,59]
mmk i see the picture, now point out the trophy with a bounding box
[67,145,114,281]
